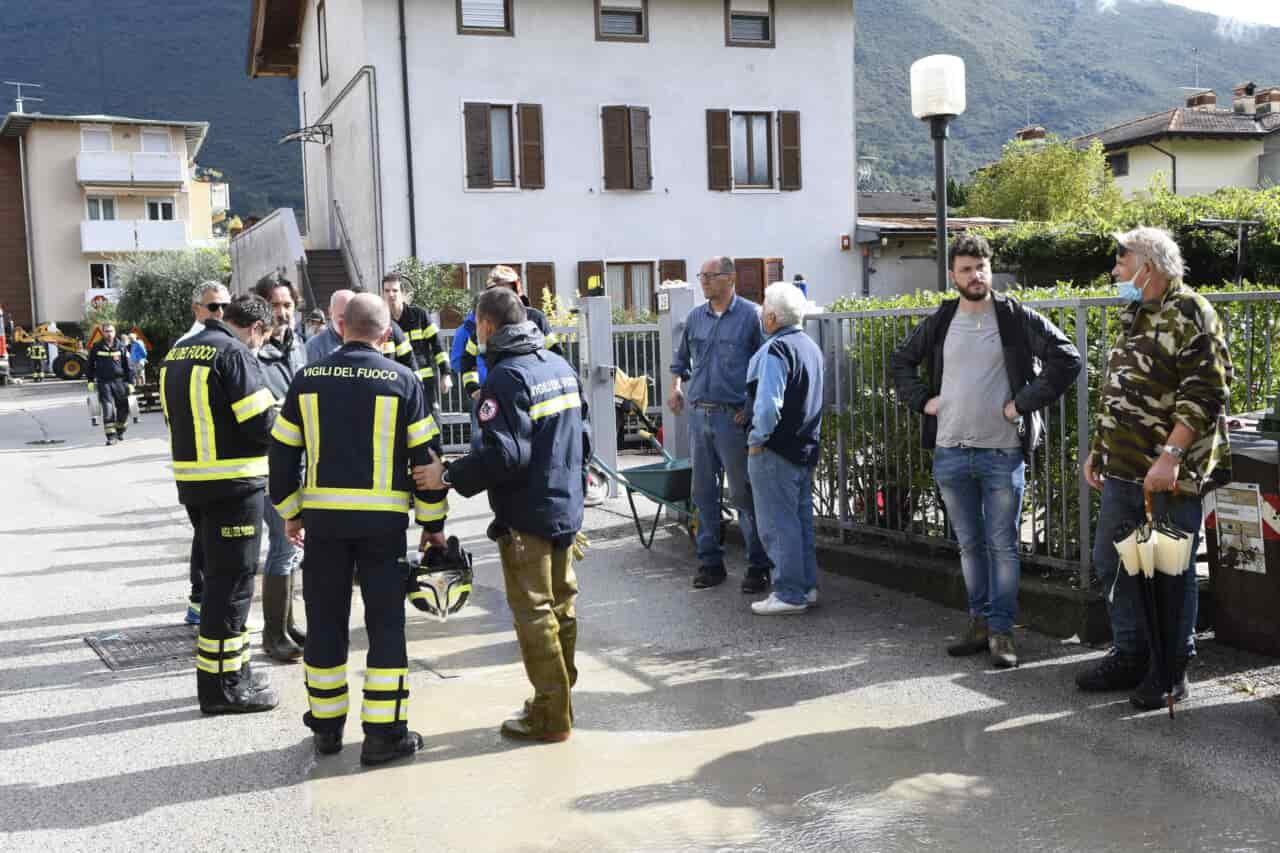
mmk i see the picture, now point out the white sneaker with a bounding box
[751,593,808,615]
[807,588,819,606]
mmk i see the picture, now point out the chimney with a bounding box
[1255,87,1280,116]
[1184,90,1216,110]
[1233,81,1257,115]
[1015,125,1046,143]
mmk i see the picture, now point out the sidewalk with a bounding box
[2,380,1280,853]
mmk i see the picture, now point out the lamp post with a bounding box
[910,55,966,292]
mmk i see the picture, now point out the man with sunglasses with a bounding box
[175,281,231,627]
[668,256,771,592]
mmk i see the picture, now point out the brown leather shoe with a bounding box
[500,716,570,743]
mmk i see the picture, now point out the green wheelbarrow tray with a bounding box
[621,459,692,503]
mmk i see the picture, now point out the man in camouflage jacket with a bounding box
[1076,227,1232,711]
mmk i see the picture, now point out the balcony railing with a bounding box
[81,219,189,253]
[76,151,186,185]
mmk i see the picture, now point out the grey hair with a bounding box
[1113,227,1186,280]
[191,280,228,304]
[762,281,811,327]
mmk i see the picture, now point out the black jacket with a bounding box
[448,322,591,545]
[88,338,132,384]
[888,293,1082,455]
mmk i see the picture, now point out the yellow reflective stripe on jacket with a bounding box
[406,416,439,449]
[231,387,274,423]
[159,366,170,422]
[465,338,478,356]
[305,663,347,687]
[395,339,412,357]
[173,456,268,481]
[189,365,217,461]
[414,496,448,523]
[545,332,560,348]
[529,392,581,421]
[434,350,449,366]
[424,323,439,337]
[372,396,399,493]
[301,488,410,513]
[462,371,480,387]
[415,366,435,380]
[408,328,426,341]
[272,414,304,447]
[300,393,320,488]
[274,489,302,520]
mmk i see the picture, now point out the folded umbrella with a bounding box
[1148,490,1196,718]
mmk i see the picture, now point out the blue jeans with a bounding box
[689,405,769,572]
[261,493,301,577]
[933,447,1025,634]
[1093,478,1201,658]
[748,449,817,605]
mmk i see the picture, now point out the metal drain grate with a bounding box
[85,624,195,671]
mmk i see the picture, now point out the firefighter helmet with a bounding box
[405,536,473,621]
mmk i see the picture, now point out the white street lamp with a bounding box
[910,55,966,292]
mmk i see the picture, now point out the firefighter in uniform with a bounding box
[87,322,133,445]
[383,272,452,413]
[453,265,563,401]
[417,287,590,743]
[270,293,449,765]
[307,287,419,376]
[161,295,280,714]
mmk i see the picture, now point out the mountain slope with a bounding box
[856,0,1280,188]
[0,0,301,216]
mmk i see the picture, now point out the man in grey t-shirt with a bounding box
[889,235,1080,669]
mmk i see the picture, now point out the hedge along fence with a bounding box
[815,282,1280,587]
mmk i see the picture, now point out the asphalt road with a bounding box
[2,380,1280,852]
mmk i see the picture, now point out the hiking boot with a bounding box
[1075,649,1148,692]
[740,571,770,594]
[313,731,343,756]
[1130,659,1190,711]
[200,684,279,715]
[989,632,1018,668]
[693,567,726,589]
[360,731,424,766]
[500,715,571,743]
[946,617,989,657]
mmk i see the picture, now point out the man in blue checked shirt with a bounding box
[668,256,771,592]
[745,282,824,615]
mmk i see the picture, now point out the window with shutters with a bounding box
[595,0,647,42]
[317,0,330,83]
[80,126,112,152]
[605,262,655,314]
[725,0,774,48]
[600,105,653,191]
[457,0,513,35]
[733,258,766,304]
[463,102,543,190]
[708,109,801,192]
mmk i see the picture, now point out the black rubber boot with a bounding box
[360,731,424,766]
[201,682,279,715]
[262,575,302,662]
[285,569,307,647]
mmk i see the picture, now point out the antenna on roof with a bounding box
[1193,47,1199,90]
[4,81,43,114]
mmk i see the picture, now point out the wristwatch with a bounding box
[441,464,453,487]
[1158,444,1185,460]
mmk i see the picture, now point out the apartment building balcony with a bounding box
[81,219,189,253]
[76,151,186,186]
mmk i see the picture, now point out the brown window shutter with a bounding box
[765,257,784,287]
[629,107,652,190]
[706,109,731,190]
[734,258,765,304]
[601,106,631,190]
[658,259,687,283]
[525,262,556,311]
[578,260,604,297]
[517,104,545,189]
[463,103,493,189]
[440,262,468,329]
[778,111,802,190]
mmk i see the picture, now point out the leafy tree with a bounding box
[388,258,473,317]
[963,137,1123,223]
[114,249,230,355]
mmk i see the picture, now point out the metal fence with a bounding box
[435,323,663,452]
[809,291,1280,589]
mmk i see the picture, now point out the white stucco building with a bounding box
[248,0,859,314]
